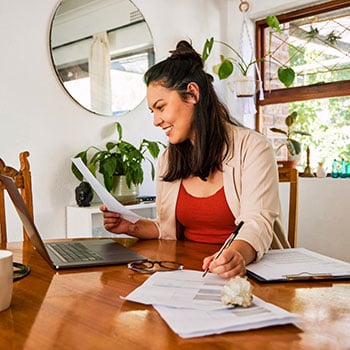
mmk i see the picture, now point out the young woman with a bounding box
[101,40,288,278]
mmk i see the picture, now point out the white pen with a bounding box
[202,221,244,278]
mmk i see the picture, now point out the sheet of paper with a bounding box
[72,157,141,223]
[247,248,350,281]
[154,297,298,338]
[124,269,228,310]
[123,269,298,338]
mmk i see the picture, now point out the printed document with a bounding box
[72,157,141,223]
[124,270,298,338]
[125,269,229,310]
[247,248,350,282]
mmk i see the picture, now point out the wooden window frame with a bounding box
[255,0,350,132]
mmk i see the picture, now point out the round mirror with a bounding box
[49,0,155,116]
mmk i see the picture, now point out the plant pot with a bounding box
[232,76,256,97]
[277,154,300,169]
[277,160,297,169]
[111,175,139,203]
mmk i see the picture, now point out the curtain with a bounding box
[89,31,112,115]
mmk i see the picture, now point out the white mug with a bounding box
[0,250,13,312]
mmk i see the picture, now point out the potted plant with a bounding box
[270,111,311,168]
[71,122,165,201]
[202,37,259,97]
[201,16,296,93]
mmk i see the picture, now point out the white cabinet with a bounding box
[66,202,156,238]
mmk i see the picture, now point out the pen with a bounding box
[202,221,244,278]
[284,272,334,281]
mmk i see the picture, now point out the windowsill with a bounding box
[299,173,349,179]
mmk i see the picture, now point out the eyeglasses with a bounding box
[13,262,31,281]
[128,259,184,274]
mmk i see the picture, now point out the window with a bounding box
[256,0,350,172]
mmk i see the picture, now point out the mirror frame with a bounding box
[49,0,155,117]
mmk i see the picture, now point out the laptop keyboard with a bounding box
[47,242,104,263]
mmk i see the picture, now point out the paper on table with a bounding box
[123,269,298,338]
[247,248,350,281]
[72,157,141,223]
[154,297,298,338]
[124,269,228,310]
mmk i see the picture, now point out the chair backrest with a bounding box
[278,167,298,248]
[0,151,33,243]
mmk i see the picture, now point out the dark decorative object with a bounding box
[75,181,93,207]
[301,146,314,177]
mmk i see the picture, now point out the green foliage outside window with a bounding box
[289,97,350,171]
[287,36,350,171]
[260,3,350,174]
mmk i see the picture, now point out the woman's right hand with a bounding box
[100,205,133,234]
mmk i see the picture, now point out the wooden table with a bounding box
[1,239,349,350]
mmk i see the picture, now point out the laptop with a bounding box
[0,174,147,270]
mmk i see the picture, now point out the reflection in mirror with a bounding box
[50,0,155,116]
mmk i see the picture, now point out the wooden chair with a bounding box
[0,151,33,243]
[278,167,298,248]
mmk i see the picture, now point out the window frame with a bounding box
[255,0,350,131]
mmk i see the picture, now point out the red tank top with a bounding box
[176,183,236,244]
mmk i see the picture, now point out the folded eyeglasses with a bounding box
[128,259,184,274]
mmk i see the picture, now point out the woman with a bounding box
[101,40,288,278]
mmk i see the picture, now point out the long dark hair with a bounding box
[144,40,238,181]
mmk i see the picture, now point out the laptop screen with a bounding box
[0,174,52,264]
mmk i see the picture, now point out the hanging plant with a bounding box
[202,16,296,88]
[202,38,261,79]
[266,15,282,33]
[277,67,295,88]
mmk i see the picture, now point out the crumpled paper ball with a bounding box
[221,276,253,307]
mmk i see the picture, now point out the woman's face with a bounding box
[147,82,198,144]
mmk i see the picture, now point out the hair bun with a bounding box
[169,40,203,68]
[175,40,194,51]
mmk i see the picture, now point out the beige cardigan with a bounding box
[153,125,289,261]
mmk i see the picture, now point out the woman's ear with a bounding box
[187,82,200,104]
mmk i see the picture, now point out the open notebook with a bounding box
[0,174,146,270]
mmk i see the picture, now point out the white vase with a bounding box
[232,76,256,97]
[111,175,139,202]
[316,163,327,178]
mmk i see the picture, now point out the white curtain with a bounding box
[89,32,112,115]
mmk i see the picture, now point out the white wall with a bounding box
[279,178,350,262]
[297,178,350,262]
[2,0,348,262]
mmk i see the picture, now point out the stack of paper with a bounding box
[124,270,298,338]
[247,248,350,282]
